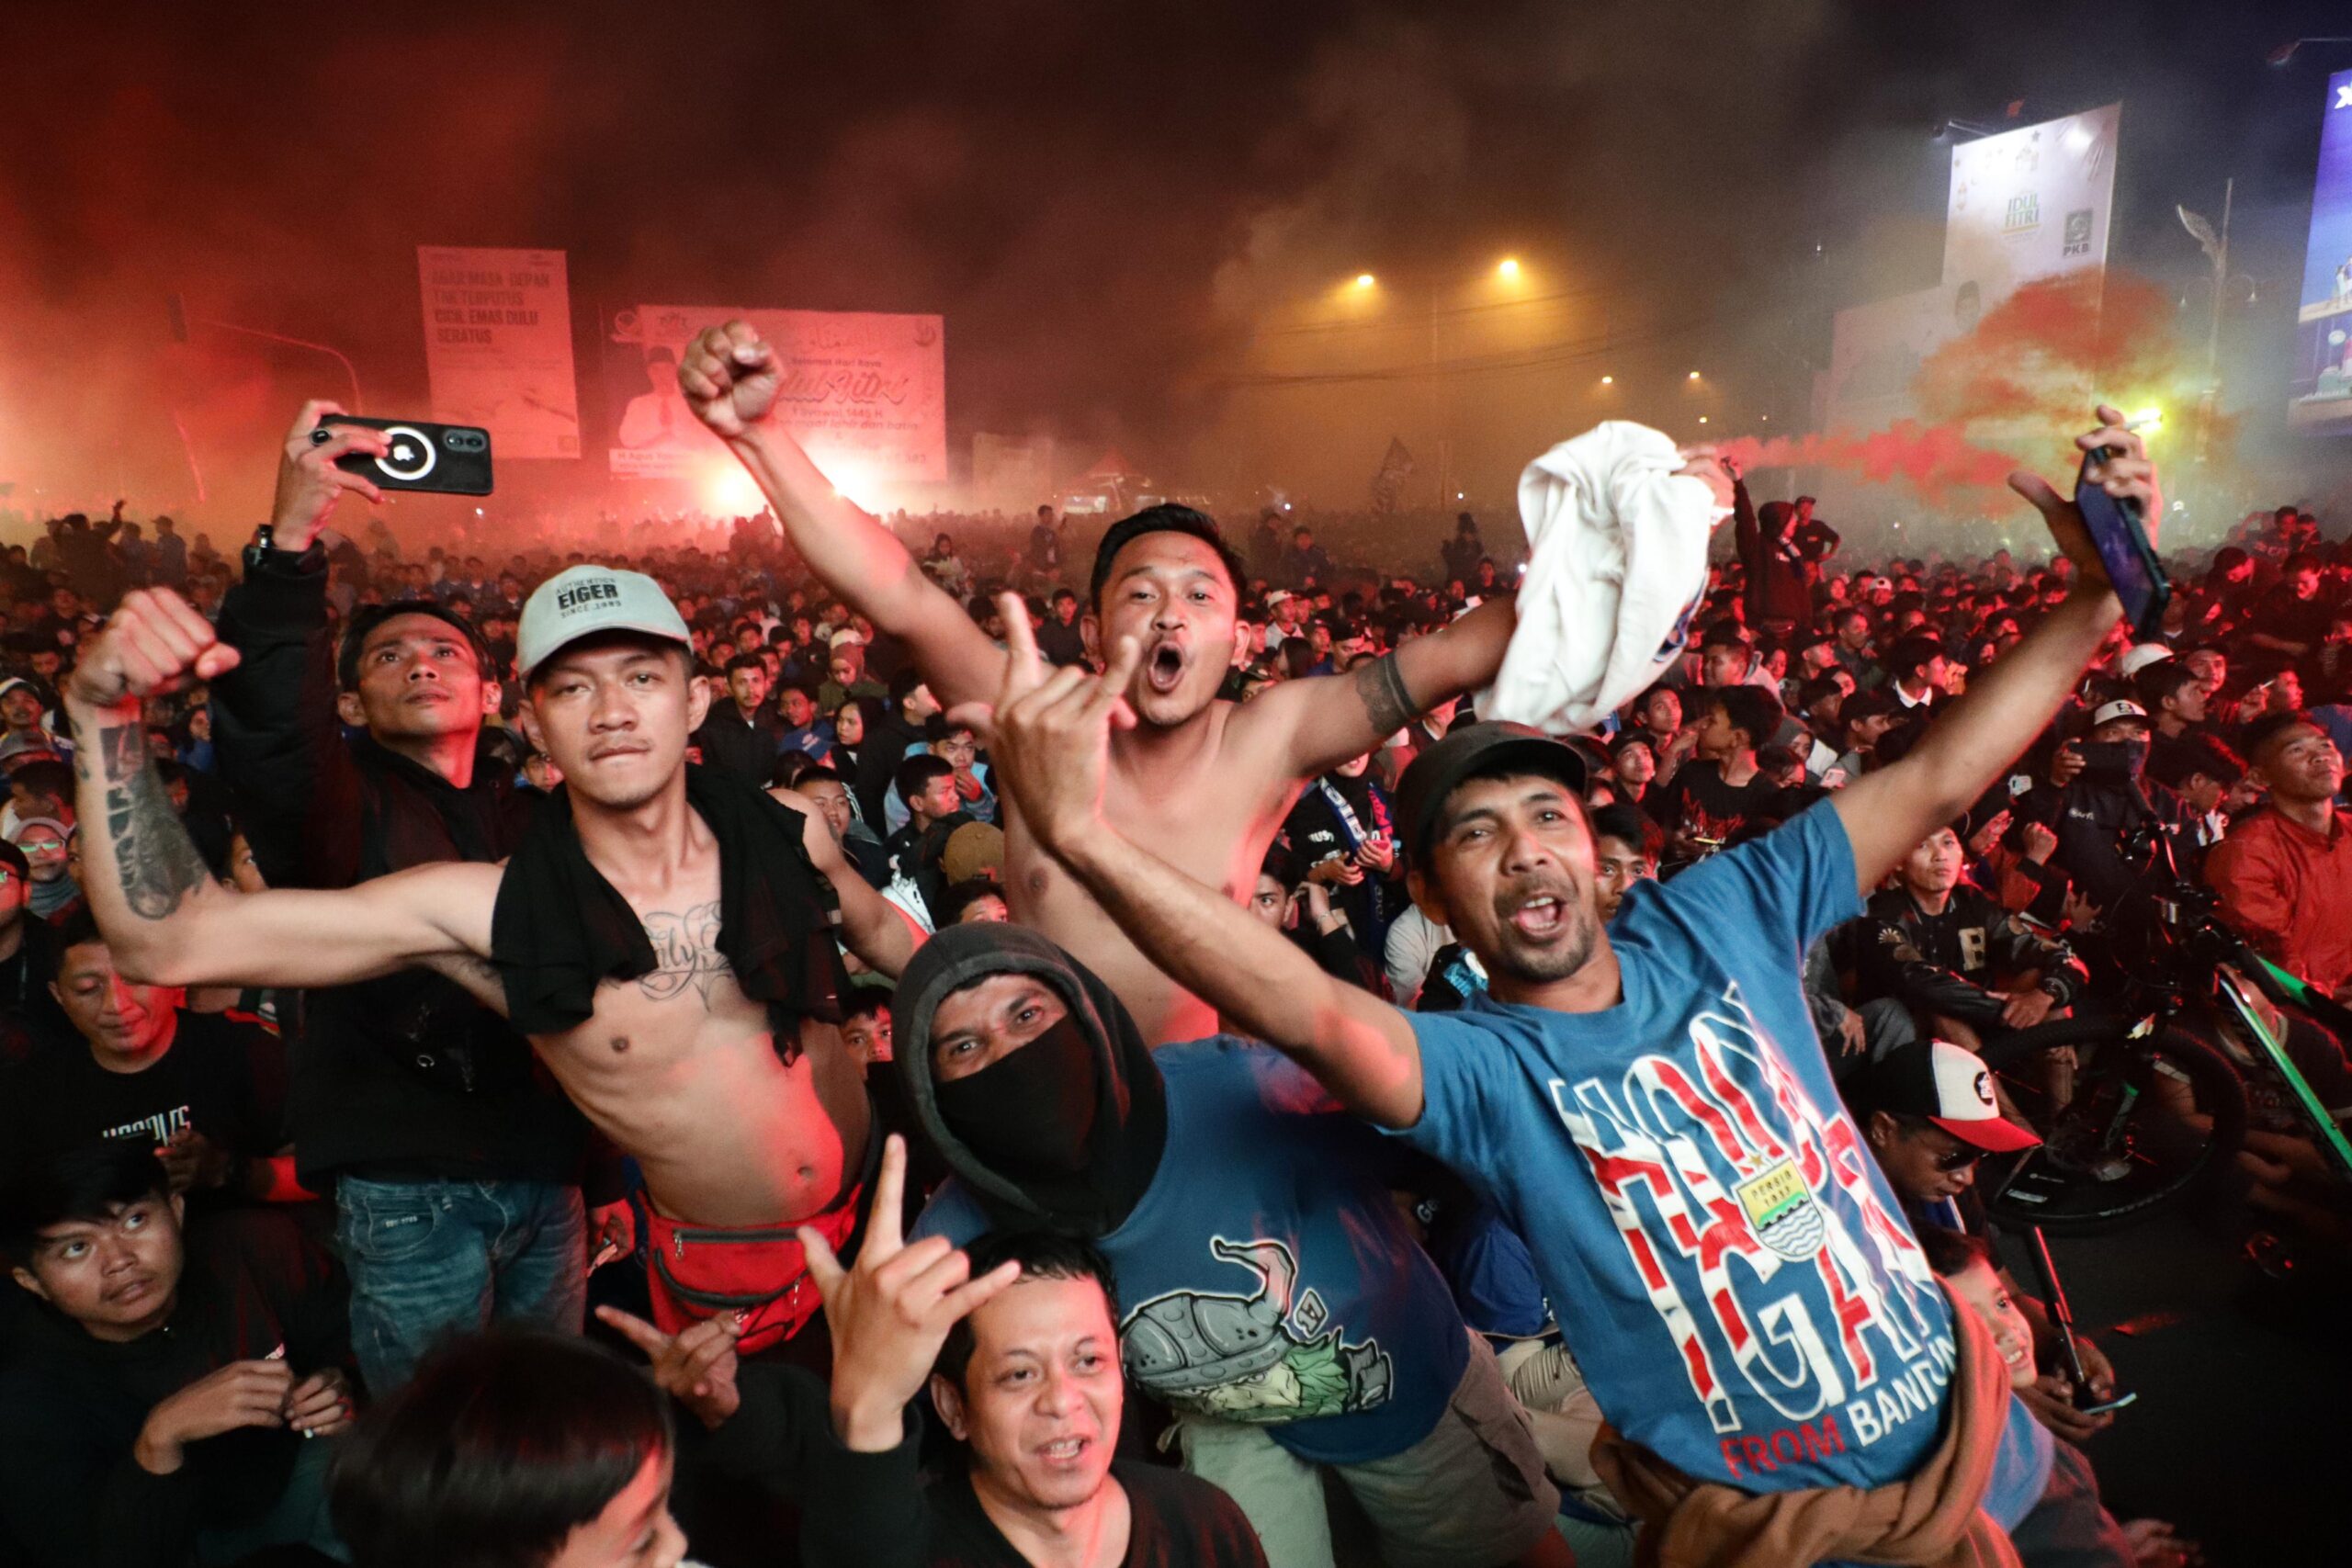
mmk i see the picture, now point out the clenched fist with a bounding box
[65,590,242,710]
[679,321,784,439]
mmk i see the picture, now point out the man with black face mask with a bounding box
[2026,700,2183,915]
[895,924,1566,1568]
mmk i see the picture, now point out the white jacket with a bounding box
[1479,422,1718,734]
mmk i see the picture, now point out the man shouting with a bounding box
[679,321,1733,1042]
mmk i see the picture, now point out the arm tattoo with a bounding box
[95,723,212,920]
[1351,651,1419,738]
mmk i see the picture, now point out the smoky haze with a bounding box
[1,1,2346,548]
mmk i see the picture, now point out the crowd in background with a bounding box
[0,415,2346,1568]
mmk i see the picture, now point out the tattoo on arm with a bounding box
[1351,651,1419,737]
[94,723,212,921]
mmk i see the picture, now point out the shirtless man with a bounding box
[63,568,918,1354]
[681,320,1728,1042]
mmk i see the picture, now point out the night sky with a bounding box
[2,0,2346,524]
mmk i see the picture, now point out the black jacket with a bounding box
[211,551,595,1187]
[1843,884,2087,1029]
[695,702,785,787]
[0,1210,348,1568]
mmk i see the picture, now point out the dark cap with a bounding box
[1394,721,1588,863]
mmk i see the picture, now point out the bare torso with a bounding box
[1003,701,1303,1044]
[437,863,869,1229]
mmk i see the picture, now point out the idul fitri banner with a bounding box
[1942,102,2120,325]
[415,246,583,459]
[1821,104,2120,437]
[605,305,946,485]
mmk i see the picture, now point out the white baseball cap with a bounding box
[2118,643,2173,677]
[2090,698,2150,729]
[515,565,693,681]
[1878,1039,2043,1153]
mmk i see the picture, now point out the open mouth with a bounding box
[1509,893,1566,938]
[1146,642,1186,694]
[1036,1435,1093,1467]
[107,1277,154,1306]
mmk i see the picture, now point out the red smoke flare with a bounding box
[1721,271,2189,503]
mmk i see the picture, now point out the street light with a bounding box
[1599,374,1614,386]
[1497,257,1521,279]
[1687,370,1702,380]
[2267,38,2352,65]
[1353,273,1377,289]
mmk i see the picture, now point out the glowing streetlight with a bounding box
[1697,416,1710,424]
[1353,273,1377,289]
[1687,370,1702,380]
[1497,257,1521,279]
[1600,374,1614,385]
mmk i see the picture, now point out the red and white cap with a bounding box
[1875,1039,2043,1153]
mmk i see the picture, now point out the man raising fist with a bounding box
[678,319,1557,1045]
[62,565,922,1363]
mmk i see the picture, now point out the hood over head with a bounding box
[894,922,1167,1237]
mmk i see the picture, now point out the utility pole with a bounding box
[2177,178,2233,465]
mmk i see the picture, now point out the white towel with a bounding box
[1479,422,1719,734]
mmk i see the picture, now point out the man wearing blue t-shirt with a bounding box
[892,922,1565,1568]
[963,406,2157,1562]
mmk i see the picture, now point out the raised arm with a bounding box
[956,598,1426,1126]
[773,784,925,978]
[211,402,390,888]
[1834,405,2155,891]
[66,591,493,991]
[1242,598,1519,779]
[678,321,1003,708]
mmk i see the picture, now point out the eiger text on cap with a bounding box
[515,565,694,681]
[1393,721,1589,863]
[2089,699,2150,730]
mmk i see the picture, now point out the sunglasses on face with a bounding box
[1931,1143,1984,1173]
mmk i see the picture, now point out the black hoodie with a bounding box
[891,925,1165,1237]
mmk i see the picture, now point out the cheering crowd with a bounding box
[0,321,2344,1568]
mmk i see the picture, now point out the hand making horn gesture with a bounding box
[944,592,1142,860]
[799,1134,1023,1452]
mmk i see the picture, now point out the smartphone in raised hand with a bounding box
[312,415,493,497]
[2074,446,2166,638]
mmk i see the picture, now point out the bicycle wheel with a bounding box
[1975,1016,2248,1235]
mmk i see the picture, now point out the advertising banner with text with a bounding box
[416,246,582,459]
[605,305,945,486]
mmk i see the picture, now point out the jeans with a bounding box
[334,1174,586,1396]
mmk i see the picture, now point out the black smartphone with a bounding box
[312,415,493,497]
[2074,446,2166,639]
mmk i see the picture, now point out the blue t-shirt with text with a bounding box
[917,1036,1469,1466]
[1398,802,2047,1521]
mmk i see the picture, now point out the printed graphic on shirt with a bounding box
[1120,1236,1394,1424]
[100,1103,192,1145]
[1547,982,1954,1477]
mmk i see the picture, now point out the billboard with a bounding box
[416,247,582,459]
[2290,71,2352,434]
[1824,105,2119,435]
[604,306,946,487]
[1943,103,2120,318]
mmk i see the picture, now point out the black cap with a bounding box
[1393,721,1589,863]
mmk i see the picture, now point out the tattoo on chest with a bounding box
[637,901,730,1005]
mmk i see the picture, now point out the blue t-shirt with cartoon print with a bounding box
[916,1036,1468,1466]
[1397,801,2049,1522]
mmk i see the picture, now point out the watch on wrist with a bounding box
[244,525,324,574]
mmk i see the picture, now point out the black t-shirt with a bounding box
[4,1010,287,1170]
[1645,759,1787,851]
